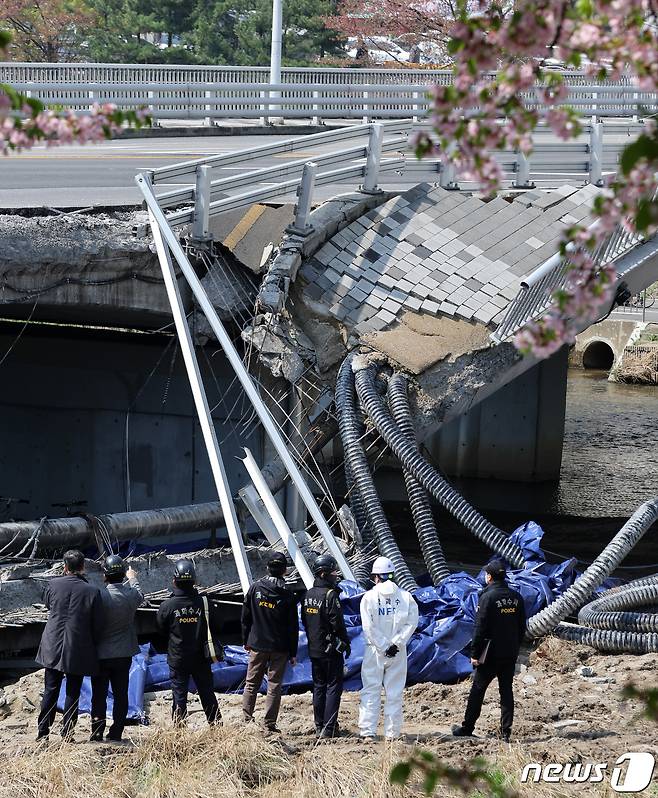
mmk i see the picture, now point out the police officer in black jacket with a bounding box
[156,559,221,726]
[241,551,298,733]
[453,559,526,742]
[302,554,350,739]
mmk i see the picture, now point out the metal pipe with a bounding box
[148,195,252,592]
[136,173,357,583]
[242,447,314,588]
[0,502,226,551]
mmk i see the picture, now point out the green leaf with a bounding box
[575,0,594,17]
[620,134,658,175]
[0,29,11,50]
[390,762,412,785]
[635,198,656,231]
[447,38,464,55]
[423,770,439,795]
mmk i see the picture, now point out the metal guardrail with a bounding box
[142,121,406,237]
[491,201,656,343]
[1,62,656,123]
[147,118,631,234]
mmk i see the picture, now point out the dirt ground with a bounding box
[1,638,658,797]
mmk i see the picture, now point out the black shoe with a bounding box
[501,731,511,742]
[318,727,339,739]
[36,732,49,742]
[452,725,474,737]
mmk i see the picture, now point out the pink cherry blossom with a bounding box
[417,0,658,358]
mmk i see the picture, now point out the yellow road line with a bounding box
[223,204,267,250]
[273,152,317,158]
[8,153,214,160]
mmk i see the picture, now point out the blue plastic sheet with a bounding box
[65,520,602,719]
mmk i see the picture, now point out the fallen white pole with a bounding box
[147,193,252,593]
[242,447,314,588]
[136,173,356,583]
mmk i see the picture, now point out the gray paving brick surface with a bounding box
[301,181,600,335]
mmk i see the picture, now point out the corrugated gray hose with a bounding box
[353,359,525,569]
[387,374,451,586]
[551,622,658,653]
[578,574,658,632]
[527,498,658,643]
[553,573,658,652]
[335,358,370,545]
[336,356,418,591]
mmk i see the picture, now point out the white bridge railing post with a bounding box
[440,143,459,190]
[513,150,535,188]
[288,161,317,235]
[362,122,384,193]
[589,120,604,186]
[192,165,212,240]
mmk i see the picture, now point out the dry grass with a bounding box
[0,727,293,798]
[0,728,425,798]
[612,348,658,384]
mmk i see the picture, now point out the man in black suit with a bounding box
[36,550,104,740]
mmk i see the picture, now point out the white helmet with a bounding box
[371,556,395,576]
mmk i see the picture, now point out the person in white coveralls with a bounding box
[358,556,419,741]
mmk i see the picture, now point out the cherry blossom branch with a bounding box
[0,83,150,154]
[414,0,658,357]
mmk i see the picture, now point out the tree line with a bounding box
[1,0,348,65]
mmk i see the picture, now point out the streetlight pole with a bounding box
[270,0,282,116]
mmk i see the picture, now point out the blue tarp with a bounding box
[63,520,597,720]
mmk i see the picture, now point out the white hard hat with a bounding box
[371,556,395,575]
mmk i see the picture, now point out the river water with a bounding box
[556,370,658,518]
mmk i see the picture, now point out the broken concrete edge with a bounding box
[115,123,348,140]
[256,191,397,314]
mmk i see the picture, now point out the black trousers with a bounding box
[311,655,344,736]
[170,661,220,725]
[37,668,84,739]
[463,658,516,735]
[90,656,132,741]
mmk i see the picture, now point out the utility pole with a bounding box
[270,0,282,117]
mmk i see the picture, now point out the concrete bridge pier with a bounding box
[426,347,569,482]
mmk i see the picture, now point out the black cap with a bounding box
[174,558,196,583]
[266,551,287,574]
[485,559,507,580]
[267,551,287,567]
[103,554,127,577]
[312,554,338,576]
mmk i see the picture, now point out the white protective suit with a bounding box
[358,579,419,738]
